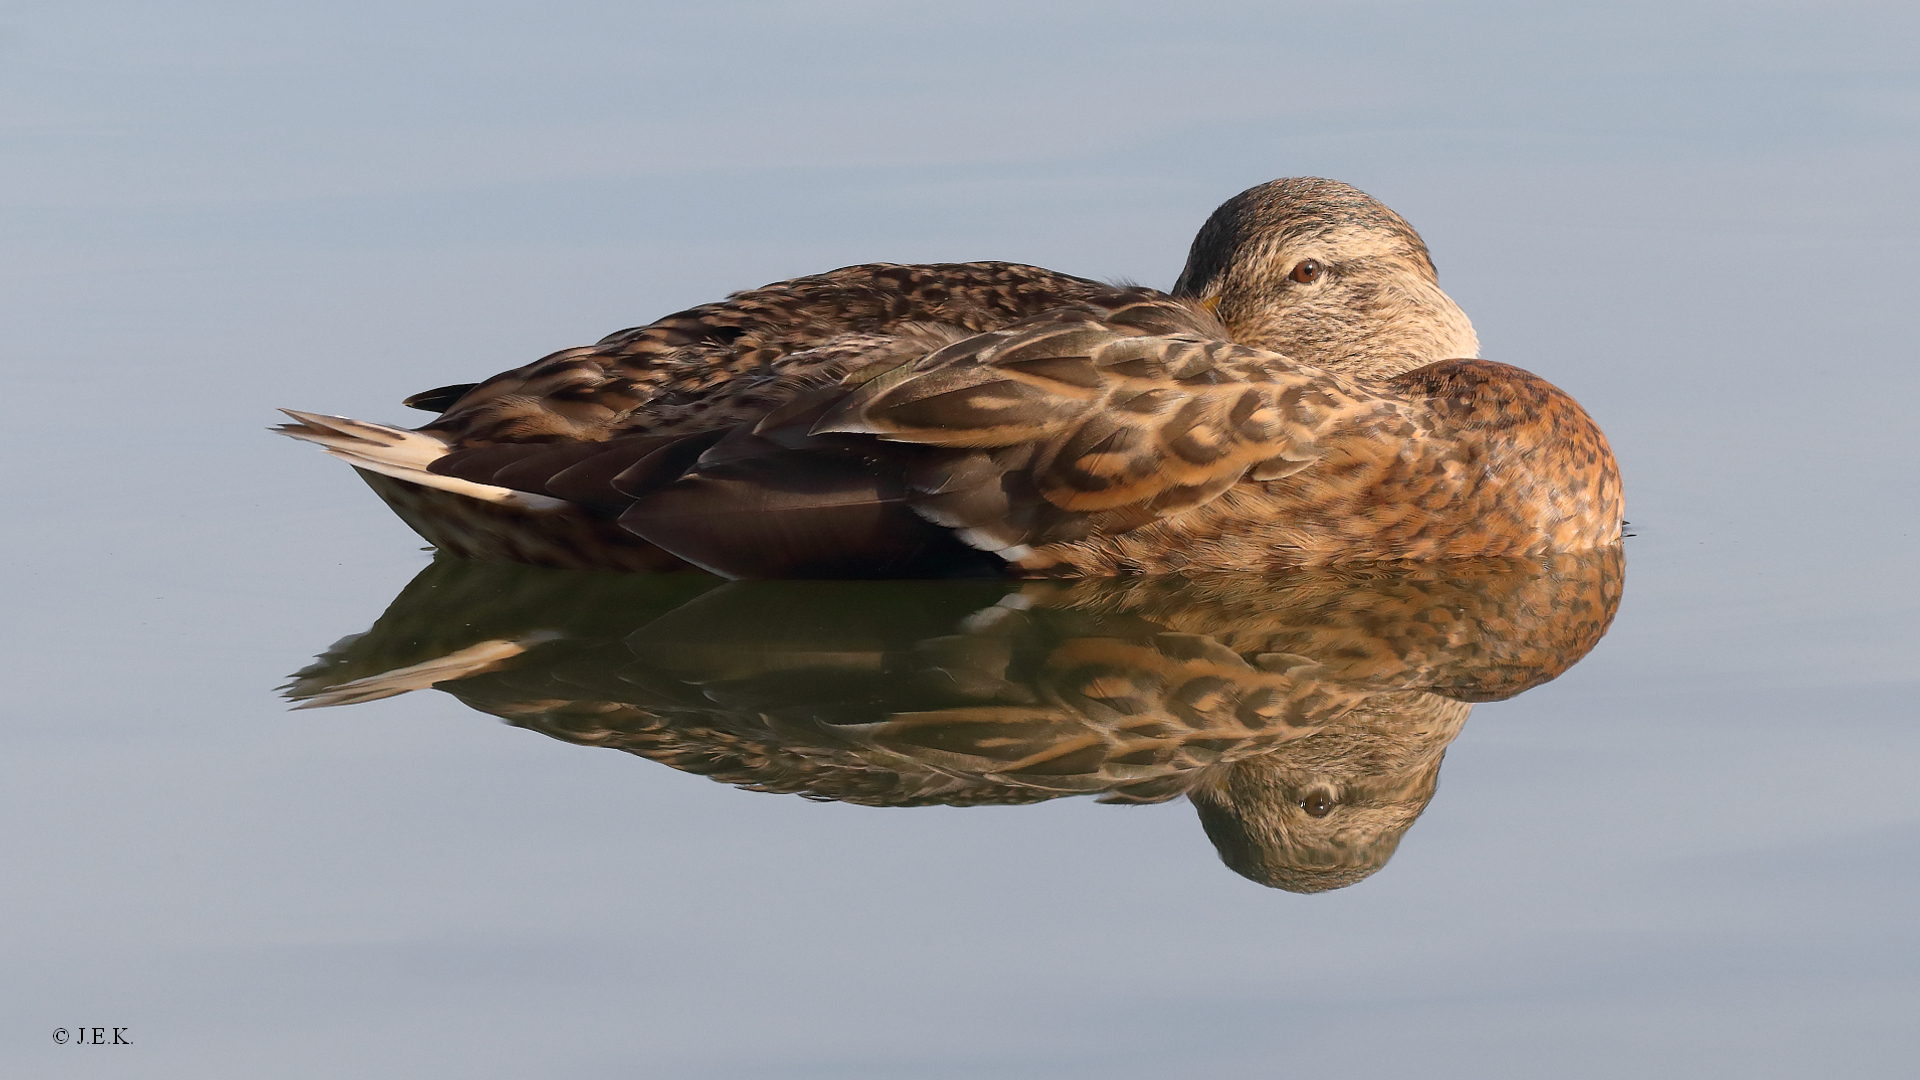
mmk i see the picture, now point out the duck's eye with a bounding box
[1299,791,1335,818]
[1289,259,1324,284]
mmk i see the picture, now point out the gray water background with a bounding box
[4,1,1917,1076]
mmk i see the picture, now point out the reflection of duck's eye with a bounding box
[1288,259,1324,284]
[1300,791,1335,817]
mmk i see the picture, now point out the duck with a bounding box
[278,177,1623,577]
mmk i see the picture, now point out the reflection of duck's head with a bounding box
[1173,177,1479,378]
[1189,693,1469,892]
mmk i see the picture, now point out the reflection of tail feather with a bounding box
[286,634,559,709]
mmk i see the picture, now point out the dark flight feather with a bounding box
[402,382,480,412]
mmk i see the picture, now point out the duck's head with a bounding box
[1172,177,1479,378]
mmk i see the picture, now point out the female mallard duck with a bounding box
[279,177,1622,577]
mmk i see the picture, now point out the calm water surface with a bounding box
[5,3,1918,1077]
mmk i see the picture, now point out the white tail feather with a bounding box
[275,409,568,511]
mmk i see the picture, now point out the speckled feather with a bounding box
[420,262,1123,445]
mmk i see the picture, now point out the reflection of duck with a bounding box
[287,549,1622,891]
[278,178,1622,577]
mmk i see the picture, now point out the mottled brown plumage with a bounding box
[423,262,1121,445]
[278,178,1621,577]
[286,548,1622,890]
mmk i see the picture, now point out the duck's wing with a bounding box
[587,300,1417,578]
[409,297,1417,579]
[411,262,1126,446]
[413,327,1016,577]
[807,303,1417,569]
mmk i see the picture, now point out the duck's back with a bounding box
[415,261,1131,447]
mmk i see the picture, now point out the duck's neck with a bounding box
[1228,276,1480,381]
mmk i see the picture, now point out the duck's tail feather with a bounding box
[275,410,696,572]
[274,409,567,511]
